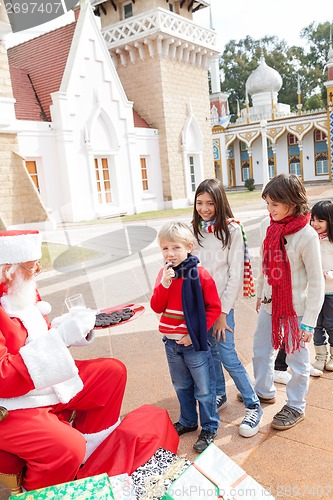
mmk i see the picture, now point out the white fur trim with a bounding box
[20,332,80,390]
[0,231,42,265]
[82,418,121,462]
[1,297,48,342]
[52,376,84,404]
[36,300,52,315]
[0,386,78,410]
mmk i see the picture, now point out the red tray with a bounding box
[94,303,145,329]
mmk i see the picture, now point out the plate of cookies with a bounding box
[94,303,145,329]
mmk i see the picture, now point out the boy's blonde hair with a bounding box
[157,221,195,246]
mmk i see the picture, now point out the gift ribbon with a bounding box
[142,457,189,500]
[192,462,247,499]
[192,462,223,497]
[142,456,248,499]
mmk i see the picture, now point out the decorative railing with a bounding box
[101,8,217,51]
[233,108,326,126]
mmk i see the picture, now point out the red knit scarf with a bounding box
[262,212,310,353]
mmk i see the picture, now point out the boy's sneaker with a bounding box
[193,429,217,453]
[239,405,263,438]
[274,370,291,385]
[216,394,228,411]
[174,422,198,436]
[271,405,304,430]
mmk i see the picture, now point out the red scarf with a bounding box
[262,212,310,353]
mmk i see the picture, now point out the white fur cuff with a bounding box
[20,331,79,390]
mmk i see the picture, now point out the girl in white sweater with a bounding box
[192,178,262,438]
[310,200,333,372]
[254,174,324,430]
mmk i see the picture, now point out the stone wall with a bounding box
[0,134,49,229]
[117,57,214,201]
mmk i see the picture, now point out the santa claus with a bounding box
[0,230,126,491]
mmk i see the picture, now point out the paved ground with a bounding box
[6,183,333,499]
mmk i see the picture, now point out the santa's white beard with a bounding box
[7,275,37,310]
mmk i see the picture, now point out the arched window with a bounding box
[241,161,250,181]
[268,159,275,179]
[314,129,327,142]
[289,155,301,176]
[315,154,328,175]
[288,133,298,145]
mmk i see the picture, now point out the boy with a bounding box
[150,222,221,452]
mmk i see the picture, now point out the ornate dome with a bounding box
[246,56,282,96]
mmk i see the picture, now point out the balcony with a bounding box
[101,8,217,53]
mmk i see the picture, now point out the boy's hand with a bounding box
[255,298,261,313]
[176,334,192,347]
[161,262,175,288]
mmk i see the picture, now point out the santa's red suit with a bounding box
[0,289,126,491]
[0,231,126,496]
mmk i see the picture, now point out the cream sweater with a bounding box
[257,217,325,327]
[193,222,244,314]
[319,238,333,294]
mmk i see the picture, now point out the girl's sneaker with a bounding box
[310,365,323,377]
[239,405,263,438]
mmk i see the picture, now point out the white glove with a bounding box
[57,309,96,346]
[51,313,71,328]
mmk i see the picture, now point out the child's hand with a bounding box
[300,329,312,344]
[324,270,333,280]
[161,262,175,288]
[176,334,192,347]
[255,298,261,313]
[213,313,232,342]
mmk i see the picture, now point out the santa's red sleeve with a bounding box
[0,310,79,398]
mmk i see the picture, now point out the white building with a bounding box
[3,3,166,227]
[0,0,219,228]
[210,54,333,189]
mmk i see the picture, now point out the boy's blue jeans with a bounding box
[162,337,219,434]
[210,309,260,408]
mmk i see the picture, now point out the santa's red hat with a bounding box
[0,230,42,265]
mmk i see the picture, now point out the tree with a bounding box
[218,22,331,114]
[300,21,332,104]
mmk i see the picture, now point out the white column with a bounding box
[260,120,270,188]
[210,57,221,94]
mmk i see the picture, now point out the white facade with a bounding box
[7,3,163,225]
[211,56,332,188]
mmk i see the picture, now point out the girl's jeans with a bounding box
[209,309,260,408]
[163,337,219,434]
[253,308,310,413]
[314,295,333,346]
